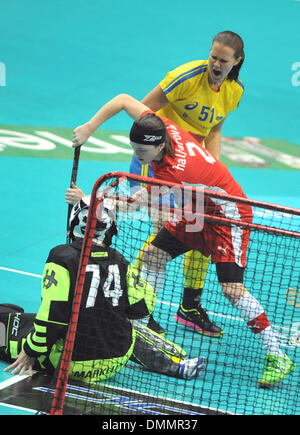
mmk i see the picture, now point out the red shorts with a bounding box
[165,202,253,267]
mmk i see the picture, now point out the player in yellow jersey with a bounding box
[140,31,244,159]
[67,31,245,338]
[128,31,244,335]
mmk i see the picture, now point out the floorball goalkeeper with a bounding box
[1,197,206,382]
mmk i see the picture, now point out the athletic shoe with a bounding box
[178,356,207,379]
[174,303,224,337]
[147,315,166,335]
[258,353,296,388]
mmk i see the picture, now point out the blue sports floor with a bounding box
[0,0,299,415]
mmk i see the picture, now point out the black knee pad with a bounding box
[216,263,245,283]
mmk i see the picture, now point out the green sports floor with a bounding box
[0,0,299,416]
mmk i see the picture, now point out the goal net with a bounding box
[45,171,299,415]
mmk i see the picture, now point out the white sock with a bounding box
[234,292,283,357]
[234,292,263,321]
[133,316,149,326]
[140,266,165,296]
[259,326,284,357]
[138,266,165,325]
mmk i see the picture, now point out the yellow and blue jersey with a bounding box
[129,156,154,182]
[158,59,244,137]
[130,59,244,179]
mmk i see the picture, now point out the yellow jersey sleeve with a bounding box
[160,60,208,103]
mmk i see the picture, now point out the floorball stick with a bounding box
[66,146,81,243]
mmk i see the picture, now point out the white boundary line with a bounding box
[0,373,38,414]
[0,266,42,279]
[0,373,34,390]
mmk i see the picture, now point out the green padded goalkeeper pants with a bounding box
[130,320,186,378]
[1,308,186,381]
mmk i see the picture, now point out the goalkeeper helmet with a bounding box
[69,195,118,246]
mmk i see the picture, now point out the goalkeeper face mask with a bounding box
[69,196,118,246]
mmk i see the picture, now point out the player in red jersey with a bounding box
[130,110,253,269]
[71,94,295,387]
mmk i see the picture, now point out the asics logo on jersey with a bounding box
[144,135,162,142]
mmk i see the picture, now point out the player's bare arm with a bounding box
[141,85,169,112]
[72,94,149,147]
[204,118,226,160]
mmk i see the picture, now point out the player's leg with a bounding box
[130,158,168,334]
[216,263,296,387]
[133,233,166,334]
[133,183,217,336]
[206,209,296,387]
[177,250,224,337]
[136,228,187,331]
[143,226,223,337]
[137,228,222,338]
[131,321,206,379]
